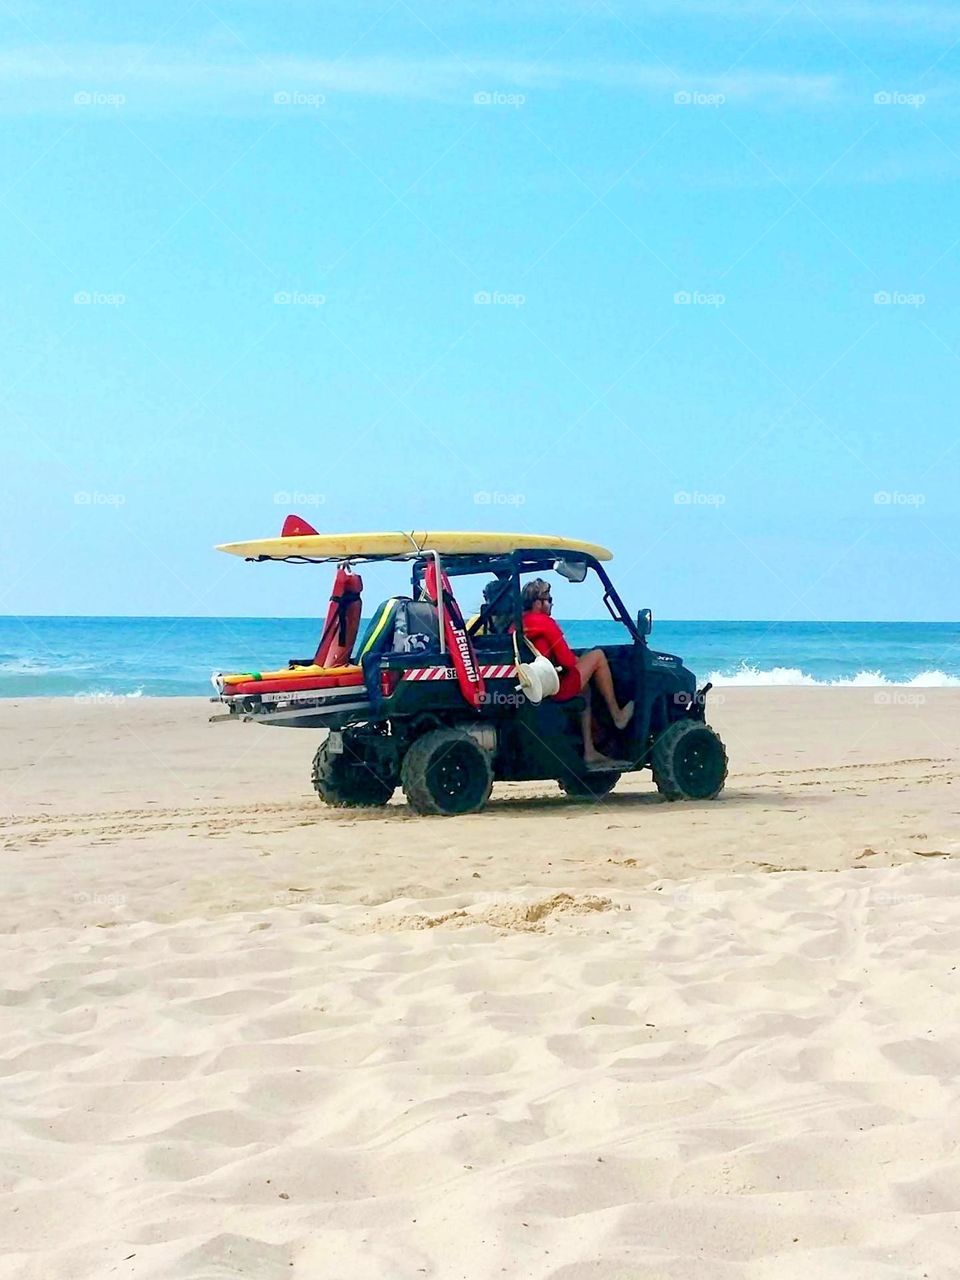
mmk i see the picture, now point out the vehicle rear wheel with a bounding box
[558,771,620,801]
[311,738,395,808]
[652,720,727,801]
[401,728,493,816]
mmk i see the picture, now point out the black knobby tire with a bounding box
[401,728,494,816]
[311,738,395,808]
[652,720,728,801]
[558,771,621,801]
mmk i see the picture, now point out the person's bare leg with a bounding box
[580,685,618,765]
[580,685,594,758]
[576,649,634,729]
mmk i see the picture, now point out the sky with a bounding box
[0,0,958,621]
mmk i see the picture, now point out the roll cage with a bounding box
[410,551,643,646]
[253,544,642,650]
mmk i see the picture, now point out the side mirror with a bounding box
[637,608,653,636]
[555,558,587,583]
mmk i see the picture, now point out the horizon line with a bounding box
[2,614,958,625]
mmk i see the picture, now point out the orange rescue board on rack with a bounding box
[223,671,366,696]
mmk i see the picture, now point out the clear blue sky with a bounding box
[1,0,958,620]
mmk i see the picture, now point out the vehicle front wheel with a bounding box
[652,720,727,801]
[311,739,395,808]
[401,728,493,816]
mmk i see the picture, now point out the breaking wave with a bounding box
[707,665,960,688]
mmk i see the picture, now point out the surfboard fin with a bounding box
[281,513,320,538]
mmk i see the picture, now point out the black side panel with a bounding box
[499,700,585,781]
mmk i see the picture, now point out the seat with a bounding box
[355,597,409,662]
[354,596,444,663]
[391,599,441,654]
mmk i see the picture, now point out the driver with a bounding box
[521,578,634,765]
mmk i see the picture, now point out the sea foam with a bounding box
[707,665,960,688]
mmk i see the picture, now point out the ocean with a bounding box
[1,616,959,698]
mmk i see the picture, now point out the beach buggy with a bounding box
[211,520,728,815]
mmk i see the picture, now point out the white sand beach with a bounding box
[2,690,960,1278]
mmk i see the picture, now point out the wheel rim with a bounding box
[428,744,485,810]
[677,731,723,796]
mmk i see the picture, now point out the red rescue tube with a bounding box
[423,559,486,709]
[313,567,364,667]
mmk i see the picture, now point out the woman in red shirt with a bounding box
[521,578,634,765]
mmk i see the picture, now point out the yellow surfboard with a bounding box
[216,531,613,562]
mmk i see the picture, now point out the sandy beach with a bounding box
[2,690,960,1278]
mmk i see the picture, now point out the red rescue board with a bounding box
[225,671,365,696]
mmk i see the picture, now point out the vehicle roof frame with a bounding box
[410,550,641,644]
